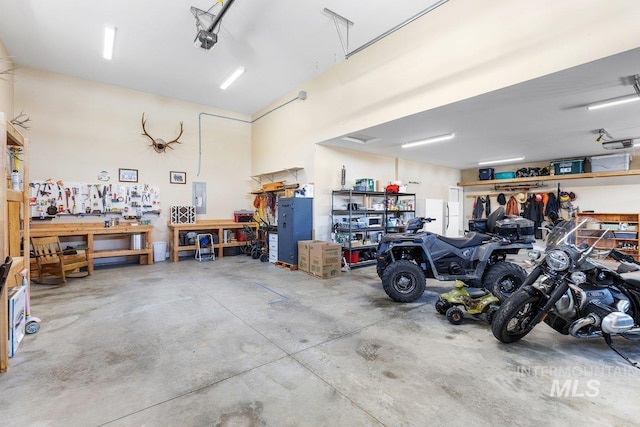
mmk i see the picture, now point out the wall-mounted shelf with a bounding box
[576,212,640,260]
[250,183,299,195]
[251,167,303,184]
[459,169,640,187]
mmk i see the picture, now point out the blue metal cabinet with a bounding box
[277,198,312,264]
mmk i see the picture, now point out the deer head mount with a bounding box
[141,113,184,153]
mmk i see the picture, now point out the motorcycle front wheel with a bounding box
[381,259,426,303]
[492,289,541,343]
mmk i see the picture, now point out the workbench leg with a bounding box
[171,229,179,262]
[87,234,94,274]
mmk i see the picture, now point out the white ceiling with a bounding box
[321,46,640,169]
[1,1,639,170]
[0,0,439,114]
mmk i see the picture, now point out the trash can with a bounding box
[131,234,143,250]
[153,241,167,262]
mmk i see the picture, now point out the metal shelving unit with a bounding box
[331,190,415,268]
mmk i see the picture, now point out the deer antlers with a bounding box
[141,113,184,153]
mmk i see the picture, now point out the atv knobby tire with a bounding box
[382,259,426,303]
[483,262,526,303]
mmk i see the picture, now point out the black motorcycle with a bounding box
[492,217,640,367]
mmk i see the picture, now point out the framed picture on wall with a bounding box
[119,168,138,183]
[170,171,186,184]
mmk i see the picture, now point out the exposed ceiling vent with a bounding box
[341,134,378,144]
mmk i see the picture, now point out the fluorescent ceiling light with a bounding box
[478,156,525,166]
[401,133,455,148]
[103,26,117,60]
[587,95,640,110]
[220,66,245,90]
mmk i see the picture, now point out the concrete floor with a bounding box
[1,255,639,426]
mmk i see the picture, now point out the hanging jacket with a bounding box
[485,195,491,218]
[524,195,545,239]
[545,192,558,217]
[505,196,520,216]
[473,197,485,219]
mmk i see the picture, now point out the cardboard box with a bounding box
[262,181,285,192]
[310,263,341,279]
[8,286,26,358]
[297,240,323,273]
[309,242,342,279]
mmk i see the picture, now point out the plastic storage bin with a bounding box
[495,171,516,180]
[590,153,631,172]
[479,168,495,180]
[614,231,637,239]
[551,159,584,175]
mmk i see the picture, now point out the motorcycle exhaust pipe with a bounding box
[569,314,601,339]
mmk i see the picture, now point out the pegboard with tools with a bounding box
[29,180,161,219]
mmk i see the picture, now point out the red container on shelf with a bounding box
[234,210,254,222]
[345,250,359,263]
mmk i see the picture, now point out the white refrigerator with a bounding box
[416,199,461,237]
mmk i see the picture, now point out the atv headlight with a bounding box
[546,250,571,271]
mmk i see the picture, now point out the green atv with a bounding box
[435,280,500,325]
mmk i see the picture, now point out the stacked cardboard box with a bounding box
[298,240,342,279]
[309,242,342,279]
[297,240,322,273]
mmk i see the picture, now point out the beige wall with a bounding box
[6,0,640,244]
[0,39,14,118]
[251,0,640,237]
[14,68,253,242]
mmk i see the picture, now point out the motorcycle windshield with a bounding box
[545,218,607,251]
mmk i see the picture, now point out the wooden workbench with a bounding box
[30,222,154,273]
[167,220,256,262]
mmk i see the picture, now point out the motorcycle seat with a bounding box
[437,232,492,249]
[619,271,640,289]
